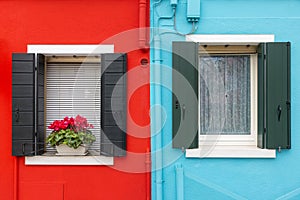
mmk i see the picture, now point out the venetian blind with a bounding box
[46,59,101,152]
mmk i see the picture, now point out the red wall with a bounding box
[0,0,150,199]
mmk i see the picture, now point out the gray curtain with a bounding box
[199,55,250,135]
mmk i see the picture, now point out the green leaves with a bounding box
[46,128,96,149]
[83,132,96,145]
[46,115,96,149]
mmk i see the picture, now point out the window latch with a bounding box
[182,104,186,120]
[15,108,19,122]
[277,105,282,122]
[175,100,179,109]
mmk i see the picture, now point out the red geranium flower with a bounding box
[48,115,93,133]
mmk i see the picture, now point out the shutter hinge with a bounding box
[181,147,185,153]
[263,54,266,60]
[264,128,267,133]
[286,101,291,110]
[278,146,282,153]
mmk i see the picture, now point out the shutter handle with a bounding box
[22,143,25,154]
[277,105,282,121]
[15,108,20,122]
[175,100,179,109]
[182,104,186,120]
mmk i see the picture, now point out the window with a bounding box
[45,56,101,152]
[198,48,257,147]
[172,35,291,158]
[12,45,127,165]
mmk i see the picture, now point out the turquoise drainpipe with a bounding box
[153,34,163,200]
[176,164,184,200]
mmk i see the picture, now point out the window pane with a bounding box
[46,62,101,151]
[199,55,250,135]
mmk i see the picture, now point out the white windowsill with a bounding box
[25,151,114,165]
[186,34,275,45]
[27,44,114,55]
[185,146,276,158]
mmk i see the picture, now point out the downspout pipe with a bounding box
[175,164,184,200]
[153,34,163,200]
[146,147,151,200]
[139,0,148,50]
[13,157,18,200]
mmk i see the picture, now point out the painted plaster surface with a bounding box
[0,1,150,199]
[150,0,300,199]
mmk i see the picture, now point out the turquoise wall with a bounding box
[150,0,300,199]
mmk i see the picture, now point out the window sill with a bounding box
[185,146,276,158]
[25,151,114,165]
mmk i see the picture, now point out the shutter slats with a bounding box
[100,53,127,157]
[12,53,45,156]
[172,42,199,149]
[257,42,291,149]
[12,53,35,156]
[37,54,45,155]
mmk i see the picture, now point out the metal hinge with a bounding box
[278,146,282,153]
[286,101,291,110]
[181,147,185,153]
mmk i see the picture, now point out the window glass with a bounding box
[199,55,251,135]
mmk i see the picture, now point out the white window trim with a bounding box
[186,146,276,158]
[25,44,114,165]
[185,34,276,158]
[27,44,114,55]
[25,152,114,166]
[186,34,275,45]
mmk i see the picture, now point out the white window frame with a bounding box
[198,54,257,146]
[185,34,276,158]
[25,44,114,165]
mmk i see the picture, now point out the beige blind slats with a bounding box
[199,45,258,54]
[46,62,101,152]
[47,56,101,63]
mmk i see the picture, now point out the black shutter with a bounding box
[101,53,127,156]
[37,54,45,154]
[12,53,35,156]
[12,53,45,156]
[257,42,291,150]
[172,41,198,149]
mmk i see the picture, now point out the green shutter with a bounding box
[257,44,265,149]
[172,41,198,149]
[101,53,127,156]
[257,42,291,150]
[12,53,45,156]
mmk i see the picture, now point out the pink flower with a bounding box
[48,115,93,133]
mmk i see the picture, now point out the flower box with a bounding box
[56,144,89,156]
[46,115,96,155]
